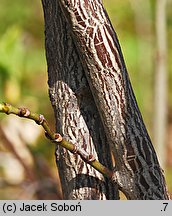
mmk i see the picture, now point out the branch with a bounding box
[0,124,36,181]
[0,102,113,179]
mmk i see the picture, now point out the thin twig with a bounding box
[0,102,113,179]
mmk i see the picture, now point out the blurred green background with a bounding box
[0,0,171,199]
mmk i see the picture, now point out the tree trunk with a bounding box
[154,0,167,169]
[58,0,169,199]
[41,0,118,200]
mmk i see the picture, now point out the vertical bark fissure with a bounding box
[42,0,118,200]
[58,0,169,199]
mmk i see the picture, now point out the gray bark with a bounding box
[42,0,118,199]
[58,0,169,199]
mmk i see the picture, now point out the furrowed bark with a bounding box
[42,0,118,199]
[58,0,169,199]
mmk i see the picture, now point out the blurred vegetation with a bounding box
[0,0,171,199]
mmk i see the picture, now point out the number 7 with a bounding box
[163,203,168,211]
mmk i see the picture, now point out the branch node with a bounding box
[18,108,30,117]
[86,154,96,163]
[72,145,96,163]
[54,133,63,142]
[36,114,45,125]
[2,102,10,114]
